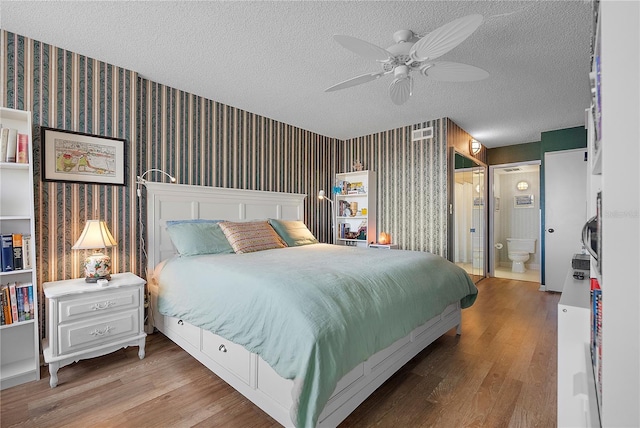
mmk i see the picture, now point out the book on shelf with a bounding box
[5,128,18,162]
[0,128,9,161]
[12,233,23,271]
[0,290,5,325]
[16,133,29,163]
[1,286,11,324]
[1,234,14,272]
[8,282,19,323]
[0,282,34,325]
[590,277,603,408]
[22,234,32,269]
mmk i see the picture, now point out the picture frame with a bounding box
[41,127,126,185]
[514,194,534,208]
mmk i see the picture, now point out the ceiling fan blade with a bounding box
[422,61,489,81]
[389,76,412,105]
[325,72,384,92]
[410,14,484,61]
[333,35,393,61]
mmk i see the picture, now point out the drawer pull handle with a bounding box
[219,344,227,353]
[177,319,184,325]
[89,325,114,336]
[90,301,116,311]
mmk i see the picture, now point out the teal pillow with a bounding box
[268,219,319,247]
[165,220,234,256]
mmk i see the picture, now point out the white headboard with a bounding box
[143,182,306,271]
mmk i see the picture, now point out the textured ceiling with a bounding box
[1,1,593,148]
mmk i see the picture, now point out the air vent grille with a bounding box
[412,127,433,142]
[503,167,522,172]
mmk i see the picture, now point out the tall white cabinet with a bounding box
[334,170,376,248]
[0,107,40,389]
[597,1,639,426]
[557,2,640,426]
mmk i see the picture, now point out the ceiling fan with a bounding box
[325,14,489,105]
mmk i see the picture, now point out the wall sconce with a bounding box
[378,232,391,245]
[72,220,117,282]
[136,168,176,197]
[516,180,529,191]
[470,139,482,155]
[318,190,335,244]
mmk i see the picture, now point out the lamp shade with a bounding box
[72,220,117,250]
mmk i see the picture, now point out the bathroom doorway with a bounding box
[489,161,541,283]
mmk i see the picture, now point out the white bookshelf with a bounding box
[334,170,376,248]
[0,107,40,389]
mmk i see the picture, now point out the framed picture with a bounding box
[514,194,534,208]
[41,127,126,185]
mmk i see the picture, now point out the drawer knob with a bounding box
[177,319,184,325]
[89,325,114,336]
[219,344,227,353]
[90,301,116,311]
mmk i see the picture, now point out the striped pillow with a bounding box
[218,221,286,254]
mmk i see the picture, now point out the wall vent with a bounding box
[503,167,522,172]
[412,127,433,142]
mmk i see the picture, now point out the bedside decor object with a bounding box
[72,219,117,282]
[41,127,126,185]
[318,190,335,244]
[378,232,391,245]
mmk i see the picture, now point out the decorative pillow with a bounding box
[268,219,319,247]
[219,221,286,254]
[165,219,234,256]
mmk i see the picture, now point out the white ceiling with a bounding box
[0,1,593,148]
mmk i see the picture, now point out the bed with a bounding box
[144,182,477,427]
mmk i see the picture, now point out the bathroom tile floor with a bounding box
[456,263,540,283]
[494,266,540,283]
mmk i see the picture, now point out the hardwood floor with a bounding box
[0,277,559,428]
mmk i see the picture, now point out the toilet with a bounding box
[506,238,536,273]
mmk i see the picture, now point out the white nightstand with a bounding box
[368,243,399,249]
[42,272,147,387]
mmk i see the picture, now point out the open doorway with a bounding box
[489,161,541,283]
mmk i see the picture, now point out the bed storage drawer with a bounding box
[202,330,251,384]
[165,316,201,349]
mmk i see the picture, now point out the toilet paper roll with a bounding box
[495,243,504,250]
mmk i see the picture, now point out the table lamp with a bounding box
[72,219,117,282]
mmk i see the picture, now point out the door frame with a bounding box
[488,160,542,282]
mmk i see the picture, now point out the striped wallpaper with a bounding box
[2,30,465,337]
[342,120,449,256]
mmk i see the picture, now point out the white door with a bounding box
[544,149,587,292]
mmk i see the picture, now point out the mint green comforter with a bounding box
[157,244,477,427]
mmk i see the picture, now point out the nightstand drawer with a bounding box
[58,308,140,354]
[59,288,140,323]
[202,330,251,384]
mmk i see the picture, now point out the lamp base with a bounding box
[83,251,112,283]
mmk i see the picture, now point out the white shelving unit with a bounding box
[0,107,40,390]
[334,170,376,248]
[557,2,640,427]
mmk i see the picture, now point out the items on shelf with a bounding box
[0,127,29,163]
[0,234,31,272]
[0,282,34,325]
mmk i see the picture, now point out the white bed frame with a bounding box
[144,182,461,427]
